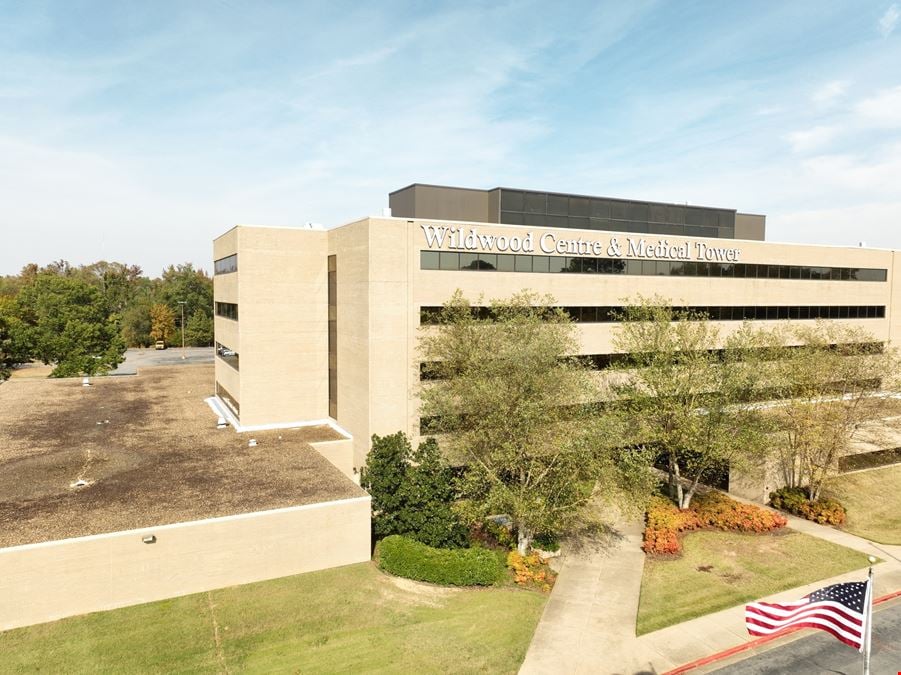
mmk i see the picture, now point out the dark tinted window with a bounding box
[214,254,237,275]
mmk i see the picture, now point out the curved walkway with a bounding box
[520,511,901,675]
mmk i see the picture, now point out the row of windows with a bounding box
[420,342,885,379]
[215,341,239,370]
[419,305,887,325]
[420,250,888,282]
[214,254,237,275]
[498,190,735,229]
[215,302,238,321]
[498,212,728,239]
[419,377,883,435]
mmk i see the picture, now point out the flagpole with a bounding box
[863,556,875,675]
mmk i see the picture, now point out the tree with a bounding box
[767,323,900,501]
[0,298,29,380]
[419,290,651,554]
[184,309,213,347]
[156,263,213,325]
[360,432,468,548]
[121,297,154,347]
[612,297,772,509]
[149,304,176,344]
[14,274,126,377]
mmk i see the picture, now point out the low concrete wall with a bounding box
[310,438,357,482]
[0,496,371,632]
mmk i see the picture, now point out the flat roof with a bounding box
[0,364,364,548]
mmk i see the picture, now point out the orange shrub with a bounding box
[643,492,787,557]
[507,551,556,592]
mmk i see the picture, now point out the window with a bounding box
[214,254,237,275]
[216,382,239,416]
[420,251,439,269]
[418,251,888,283]
[215,342,239,370]
[328,255,337,419]
[419,305,886,325]
[215,302,238,321]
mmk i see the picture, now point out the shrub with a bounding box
[693,491,788,532]
[377,535,506,586]
[769,487,847,525]
[361,433,469,548]
[507,551,556,592]
[643,492,786,556]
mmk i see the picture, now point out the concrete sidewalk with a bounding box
[520,512,901,675]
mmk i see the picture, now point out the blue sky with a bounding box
[1,1,900,275]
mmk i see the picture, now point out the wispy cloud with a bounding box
[1,1,901,272]
[879,3,900,37]
[855,85,901,128]
[785,125,839,153]
[811,80,850,106]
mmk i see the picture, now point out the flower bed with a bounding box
[643,492,787,556]
[507,551,556,592]
[769,487,847,525]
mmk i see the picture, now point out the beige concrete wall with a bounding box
[0,496,371,632]
[213,228,240,408]
[411,220,895,356]
[309,438,356,481]
[887,251,901,347]
[367,218,415,446]
[212,216,899,468]
[735,213,766,241]
[236,227,329,427]
[328,220,372,471]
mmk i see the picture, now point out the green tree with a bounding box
[14,274,126,377]
[361,432,468,548]
[184,308,213,347]
[0,298,30,379]
[767,323,900,501]
[612,297,773,509]
[149,304,176,344]
[419,290,652,554]
[121,296,154,347]
[156,263,213,324]
[361,432,408,539]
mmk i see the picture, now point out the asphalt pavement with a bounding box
[711,599,901,675]
[110,347,214,374]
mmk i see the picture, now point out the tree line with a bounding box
[414,291,899,553]
[0,260,214,378]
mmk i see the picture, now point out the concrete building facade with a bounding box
[213,186,900,478]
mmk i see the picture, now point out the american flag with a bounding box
[745,580,870,650]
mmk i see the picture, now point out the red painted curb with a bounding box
[661,591,901,675]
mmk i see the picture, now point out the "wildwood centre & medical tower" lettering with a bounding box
[420,224,742,263]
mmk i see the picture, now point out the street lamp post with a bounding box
[177,301,187,360]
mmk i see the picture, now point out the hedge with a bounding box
[769,486,847,525]
[376,535,507,586]
[643,492,787,556]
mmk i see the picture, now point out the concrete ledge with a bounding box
[0,496,371,632]
[310,438,357,482]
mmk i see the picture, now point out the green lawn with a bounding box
[0,563,547,674]
[636,530,869,635]
[826,464,901,545]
